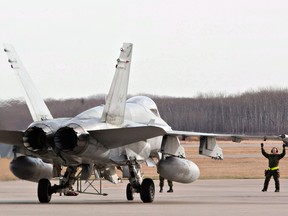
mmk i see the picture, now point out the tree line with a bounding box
[1,89,288,135]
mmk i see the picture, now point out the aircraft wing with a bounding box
[167,130,281,142]
[0,130,24,147]
[165,130,282,159]
[88,126,166,149]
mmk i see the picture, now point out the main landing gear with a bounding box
[37,166,78,203]
[126,178,155,203]
[125,162,155,203]
[38,179,52,203]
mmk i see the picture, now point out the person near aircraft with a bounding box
[159,175,173,193]
[261,143,286,192]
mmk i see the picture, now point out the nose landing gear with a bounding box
[125,160,155,203]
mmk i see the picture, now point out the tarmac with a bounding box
[1,179,288,216]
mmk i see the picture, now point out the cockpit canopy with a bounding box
[127,96,160,117]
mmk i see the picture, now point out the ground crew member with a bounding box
[159,175,173,193]
[261,143,286,192]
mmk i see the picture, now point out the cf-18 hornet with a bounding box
[0,43,282,203]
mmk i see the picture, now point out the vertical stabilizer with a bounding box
[101,43,133,125]
[3,44,53,121]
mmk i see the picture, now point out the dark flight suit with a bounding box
[159,175,173,192]
[261,145,286,192]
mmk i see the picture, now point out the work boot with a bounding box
[65,190,79,196]
[159,187,163,193]
[167,187,173,193]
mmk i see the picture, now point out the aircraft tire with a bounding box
[126,183,134,201]
[38,178,52,203]
[140,178,155,203]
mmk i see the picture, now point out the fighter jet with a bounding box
[0,43,281,203]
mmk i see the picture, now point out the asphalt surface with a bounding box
[1,179,288,216]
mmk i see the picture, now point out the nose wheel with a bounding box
[126,183,134,201]
[140,178,155,203]
[126,178,155,203]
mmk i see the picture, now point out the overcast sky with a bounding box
[0,0,287,100]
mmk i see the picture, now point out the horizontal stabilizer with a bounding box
[89,126,166,149]
[0,130,24,147]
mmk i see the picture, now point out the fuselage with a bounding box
[56,96,172,166]
[23,96,172,167]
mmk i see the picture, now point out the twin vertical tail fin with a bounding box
[101,43,133,125]
[3,42,132,124]
[3,44,53,121]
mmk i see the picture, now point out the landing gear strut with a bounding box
[125,160,155,203]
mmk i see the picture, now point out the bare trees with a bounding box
[156,89,288,134]
[0,89,288,134]
[0,96,105,130]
